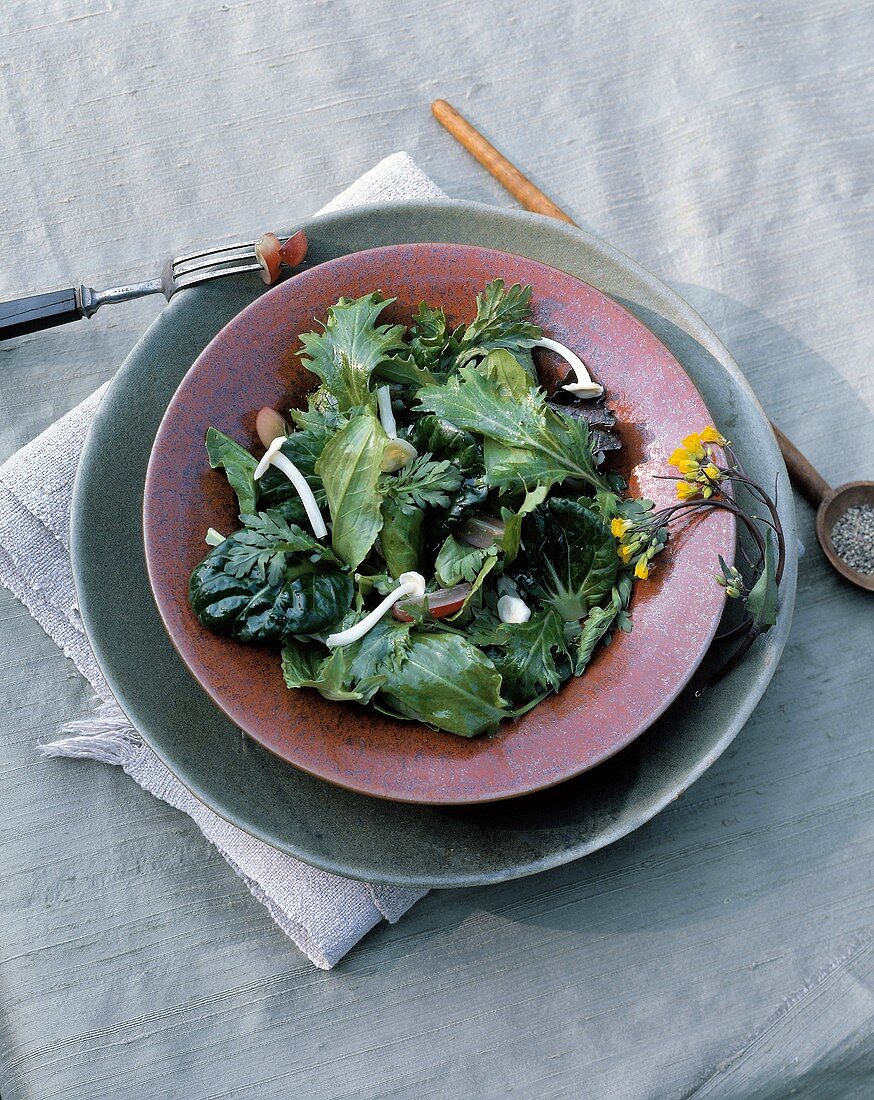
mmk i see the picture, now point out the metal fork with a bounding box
[0,235,295,341]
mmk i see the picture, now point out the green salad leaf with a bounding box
[573,604,620,675]
[379,495,424,578]
[416,365,606,493]
[471,607,570,702]
[435,535,491,586]
[282,618,412,704]
[456,281,542,366]
[315,409,387,568]
[189,538,353,643]
[205,428,258,515]
[512,498,618,621]
[407,415,481,474]
[225,509,339,585]
[499,485,548,564]
[299,293,407,410]
[408,301,463,375]
[379,634,507,737]
[379,453,462,512]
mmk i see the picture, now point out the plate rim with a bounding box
[142,239,736,804]
[72,198,796,888]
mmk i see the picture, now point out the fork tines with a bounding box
[172,240,263,289]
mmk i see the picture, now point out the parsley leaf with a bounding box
[379,453,463,513]
[224,509,339,585]
[298,293,407,410]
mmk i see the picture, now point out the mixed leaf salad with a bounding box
[189,281,666,737]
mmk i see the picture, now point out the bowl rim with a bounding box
[141,240,736,805]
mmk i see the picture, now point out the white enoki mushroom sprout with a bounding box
[377,386,418,472]
[325,571,426,648]
[253,436,328,539]
[535,338,604,398]
[497,594,532,624]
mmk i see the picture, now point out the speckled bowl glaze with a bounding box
[143,243,734,805]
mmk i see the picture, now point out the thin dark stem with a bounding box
[715,618,753,643]
[709,627,760,684]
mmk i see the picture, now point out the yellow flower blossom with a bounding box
[699,425,727,446]
[618,544,633,564]
[676,480,700,501]
[634,558,650,580]
[678,457,701,477]
[702,462,721,482]
[669,447,690,469]
[611,517,632,538]
[681,432,706,460]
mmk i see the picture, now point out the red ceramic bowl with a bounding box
[144,243,734,805]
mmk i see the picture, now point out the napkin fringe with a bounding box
[39,698,143,768]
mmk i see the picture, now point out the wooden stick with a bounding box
[431,100,828,495]
[431,99,577,226]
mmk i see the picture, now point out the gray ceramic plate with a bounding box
[72,200,796,888]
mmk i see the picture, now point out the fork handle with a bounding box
[0,287,88,341]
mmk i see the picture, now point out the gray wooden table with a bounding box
[1,2,872,1097]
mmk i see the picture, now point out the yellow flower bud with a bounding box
[611,517,631,538]
[700,426,727,446]
[702,462,721,481]
[634,559,650,580]
[618,544,633,564]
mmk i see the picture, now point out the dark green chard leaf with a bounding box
[471,607,571,703]
[205,428,258,515]
[416,366,607,493]
[433,474,490,545]
[315,409,387,569]
[456,281,542,366]
[189,540,353,644]
[500,485,548,564]
[379,634,507,738]
[380,496,424,578]
[298,293,407,411]
[512,498,619,621]
[407,415,481,474]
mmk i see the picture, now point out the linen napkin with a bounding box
[0,153,443,970]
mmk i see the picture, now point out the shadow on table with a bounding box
[359,289,873,961]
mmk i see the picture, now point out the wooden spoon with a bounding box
[431,99,874,592]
